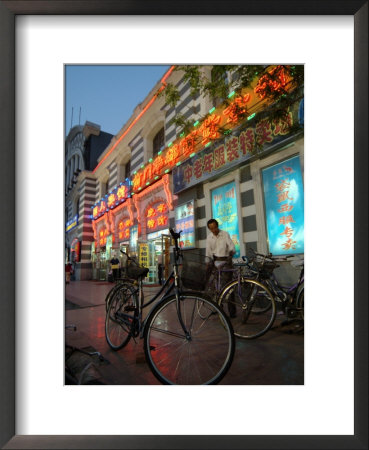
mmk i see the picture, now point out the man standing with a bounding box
[110,253,120,282]
[206,219,237,318]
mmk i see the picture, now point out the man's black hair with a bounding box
[207,218,219,228]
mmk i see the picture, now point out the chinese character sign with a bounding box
[139,243,149,269]
[211,181,241,258]
[175,200,195,249]
[262,155,304,255]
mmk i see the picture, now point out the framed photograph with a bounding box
[1,1,367,449]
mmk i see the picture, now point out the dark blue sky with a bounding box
[65,65,170,136]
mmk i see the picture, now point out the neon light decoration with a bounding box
[173,109,296,193]
[145,201,168,231]
[130,66,296,194]
[92,180,130,220]
[118,218,132,241]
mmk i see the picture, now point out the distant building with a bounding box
[65,122,113,279]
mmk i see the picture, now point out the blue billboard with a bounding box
[262,155,304,255]
[211,181,241,258]
[175,200,195,249]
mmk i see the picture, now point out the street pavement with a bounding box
[65,280,304,385]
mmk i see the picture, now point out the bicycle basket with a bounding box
[126,260,149,280]
[254,257,279,275]
[180,252,213,291]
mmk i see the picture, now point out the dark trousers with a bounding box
[112,268,120,281]
[219,262,236,316]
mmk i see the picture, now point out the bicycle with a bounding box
[203,260,276,339]
[244,248,304,324]
[105,229,235,385]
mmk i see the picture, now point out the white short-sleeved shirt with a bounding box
[206,229,236,259]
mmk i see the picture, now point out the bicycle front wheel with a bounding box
[144,293,235,385]
[105,283,138,350]
[219,279,276,339]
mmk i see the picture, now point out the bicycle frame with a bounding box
[120,229,194,340]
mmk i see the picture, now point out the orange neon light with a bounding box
[131,66,296,194]
[93,65,175,173]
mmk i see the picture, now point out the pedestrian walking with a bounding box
[206,219,236,317]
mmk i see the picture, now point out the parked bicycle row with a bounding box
[103,226,304,386]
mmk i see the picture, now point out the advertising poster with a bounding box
[175,200,195,249]
[211,181,241,258]
[262,155,304,255]
[129,225,138,255]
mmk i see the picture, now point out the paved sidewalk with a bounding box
[65,280,304,385]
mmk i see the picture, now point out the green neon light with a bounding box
[141,164,145,169]
[205,142,211,147]
[180,132,185,137]
[190,152,196,158]
[247,113,256,120]
[224,130,231,135]
[176,161,181,166]
[149,158,153,163]
[165,169,170,173]
[133,171,137,175]
[158,150,162,155]
[154,176,159,180]
[168,141,173,147]
[138,187,142,191]
[193,120,199,127]
[146,182,150,186]
[228,90,235,98]
[208,107,216,114]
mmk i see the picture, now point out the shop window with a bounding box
[153,127,164,157]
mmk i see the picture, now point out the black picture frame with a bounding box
[0,1,367,449]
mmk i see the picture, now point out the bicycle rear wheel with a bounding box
[219,279,276,339]
[144,293,235,385]
[105,283,138,350]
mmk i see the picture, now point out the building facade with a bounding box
[65,65,304,283]
[65,121,114,280]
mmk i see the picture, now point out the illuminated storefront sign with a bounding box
[145,202,168,232]
[211,181,241,258]
[99,227,109,247]
[173,108,298,194]
[66,214,78,232]
[118,218,132,241]
[175,200,195,249]
[139,243,149,268]
[131,66,297,194]
[262,155,304,255]
[92,180,130,220]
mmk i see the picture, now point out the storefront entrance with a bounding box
[143,230,171,284]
